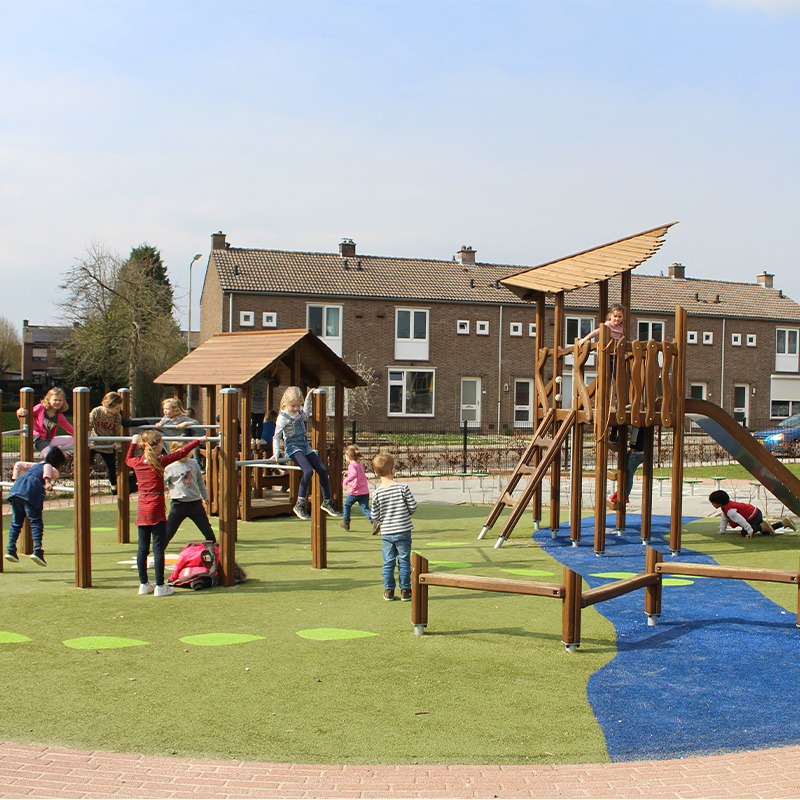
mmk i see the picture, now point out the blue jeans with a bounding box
[7,497,43,553]
[344,493,371,522]
[381,533,412,591]
[137,521,167,586]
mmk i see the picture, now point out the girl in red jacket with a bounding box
[126,429,205,596]
[16,387,74,455]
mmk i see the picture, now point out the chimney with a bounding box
[211,231,227,250]
[339,238,356,258]
[668,263,685,279]
[457,245,476,265]
[757,271,774,289]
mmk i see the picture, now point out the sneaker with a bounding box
[761,521,775,536]
[110,486,118,496]
[4,551,19,563]
[30,551,47,567]
[339,519,350,531]
[154,584,175,597]
[293,500,311,520]
[384,589,395,601]
[400,589,412,601]
[783,516,796,532]
[372,519,381,536]
[320,499,340,517]
[138,582,155,595]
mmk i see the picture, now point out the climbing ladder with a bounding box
[478,408,577,549]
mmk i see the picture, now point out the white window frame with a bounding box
[528,323,537,338]
[457,320,470,335]
[262,312,277,328]
[476,320,489,336]
[747,334,757,347]
[731,333,742,347]
[509,322,523,337]
[513,379,534,428]
[307,304,343,356]
[703,331,714,345]
[687,331,698,344]
[775,328,799,373]
[638,320,665,342]
[387,368,435,417]
[565,316,595,347]
[395,308,429,360]
[239,311,255,327]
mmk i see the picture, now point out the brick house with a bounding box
[20,320,74,388]
[199,230,800,430]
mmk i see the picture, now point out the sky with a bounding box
[3,0,800,336]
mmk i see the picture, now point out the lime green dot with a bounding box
[501,568,555,577]
[296,628,378,641]
[429,561,472,569]
[662,578,695,586]
[0,632,32,644]
[591,572,637,579]
[426,541,468,547]
[63,636,149,650]
[180,633,265,647]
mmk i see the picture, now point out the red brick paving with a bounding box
[2,741,800,799]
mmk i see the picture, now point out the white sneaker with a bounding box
[138,582,155,595]
[154,584,175,597]
[783,516,796,532]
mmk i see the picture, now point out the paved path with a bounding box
[3,741,800,799]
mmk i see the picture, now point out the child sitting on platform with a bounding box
[708,490,795,538]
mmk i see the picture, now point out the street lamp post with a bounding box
[187,253,203,410]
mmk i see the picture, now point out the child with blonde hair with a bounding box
[339,444,372,531]
[16,387,74,455]
[270,386,339,520]
[126,429,205,596]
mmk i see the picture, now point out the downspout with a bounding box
[229,293,234,333]
[497,305,503,431]
[720,317,725,409]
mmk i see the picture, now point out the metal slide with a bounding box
[684,397,800,517]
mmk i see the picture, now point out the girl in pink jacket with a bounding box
[339,445,372,531]
[16,387,74,454]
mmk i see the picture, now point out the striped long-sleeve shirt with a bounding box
[371,482,417,536]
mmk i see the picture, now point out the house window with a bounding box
[731,333,742,347]
[457,320,470,335]
[775,328,799,372]
[509,322,523,337]
[687,331,698,344]
[31,348,49,362]
[308,304,343,356]
[638,320,665,342]
[747,334,757,347]
[388,369,434,416]
[476,321,489,336]
[528,323,537,338]
[566,316,595,346]
[239,311,255,327]
[702,331,713,345]
[395,308,429,360]
[262,312,277,328]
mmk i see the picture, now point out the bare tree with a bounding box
[346,353,379,419]
[0,316,22,376]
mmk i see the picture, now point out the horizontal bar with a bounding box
[418,572,564,598]
[89,436,219,443]
[1,428,26,437]
[581,573,659,607]
[0,481,74,493]
[135,424,220,429]
[657,563,799,584]
[235,460,302,470]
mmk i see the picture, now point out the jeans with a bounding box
[343,493,371,522]
[7,497,43,553]
[625,450,645,499]
[291,450,331,500]
[381,532,412,591]
[137,521,167,586]
[165,500,217,545]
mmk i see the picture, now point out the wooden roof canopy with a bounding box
[499,222,678,300]
[154,329,366,389]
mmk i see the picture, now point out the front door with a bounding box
[460,378,481,426]
[733,384,749,427]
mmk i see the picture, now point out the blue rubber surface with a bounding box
[533,515,800,761]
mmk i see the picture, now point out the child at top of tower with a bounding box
[578,303,625,346]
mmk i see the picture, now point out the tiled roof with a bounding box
[211,244,800,322]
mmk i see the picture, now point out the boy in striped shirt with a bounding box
[371,452,417,601]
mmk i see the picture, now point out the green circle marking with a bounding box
[91,527,117,532]
[429,560,472,569]
[296,628,378,641]
[0,632,32,644]
[425,541,468,547]
[63,636,149,650]
[591,571,695,587]
[180,633,265,647]
[502,568,555,577]
[662,578,695,586]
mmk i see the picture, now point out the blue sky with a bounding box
[2,0,799,334]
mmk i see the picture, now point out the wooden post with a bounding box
[218,388,239,587]
[205,386,217,515]
[19,387,35,554]
[561,566,582,651]
[333,379,345,510]
[310,390,328,570]
[644,546,662,624]
[640,425,655,542]
[550,292,565,535]
[532,295,545,525]
[241,384,253,522]
[594,324,609,555]
[669,306,687,554]
[570,370,583,545]
[73,387,92,588]
[411,552,429,634]
[117,388,131,544]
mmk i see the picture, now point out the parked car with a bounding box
[753,414,800,455]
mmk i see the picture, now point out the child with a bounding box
[371,452,417,601]
[164,441,217,546]
[260,410,279,453]
[89,391,124,494]
[155,398,200,437]
[339,444,372,531]
[16,387,74,454]
[709,490,795,538]
[4,447,67,566]
[126,430,205,596]
[578,303,625,347]
[270,386,339,520]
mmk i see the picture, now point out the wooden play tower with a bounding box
[477,222,690,555]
